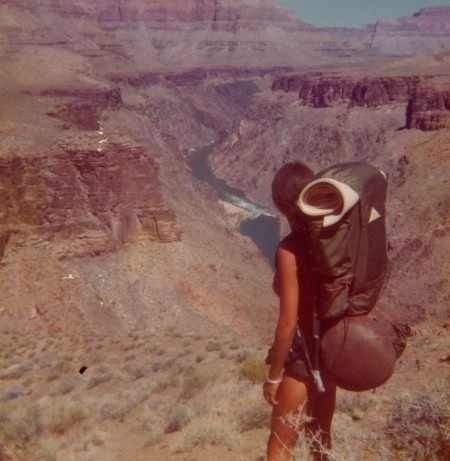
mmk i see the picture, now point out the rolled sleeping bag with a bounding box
[298,176,360,228]
[320,315,398,392]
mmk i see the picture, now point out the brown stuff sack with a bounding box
[320,315,408,392]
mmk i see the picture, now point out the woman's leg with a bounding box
[266,376,310,461]
[306,382,337,461]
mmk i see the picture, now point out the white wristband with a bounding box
[265,374,283,384]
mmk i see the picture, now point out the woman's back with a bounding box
[277,229,316,356]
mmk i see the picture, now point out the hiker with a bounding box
[264,162,336,461]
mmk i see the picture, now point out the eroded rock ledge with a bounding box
[0,145,180,261]
[44,87,123,131]
[273,73,450,131]
[272,74,421,107]
[407,88,450,131]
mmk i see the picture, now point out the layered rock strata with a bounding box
[371,7,450,55]
[272,74,421,108]
[407,88,450,131]
[0,145,180,262]
[45,87,123,130]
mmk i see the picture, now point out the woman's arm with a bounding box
[268,244,299,382]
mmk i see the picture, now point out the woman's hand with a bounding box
[263,381,280,406]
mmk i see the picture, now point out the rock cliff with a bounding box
[272,74,421,108]
[407,87,450,131]
[273,72,450,131]
[0,144,180,263]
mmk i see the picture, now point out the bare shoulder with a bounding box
[276,233,301,268]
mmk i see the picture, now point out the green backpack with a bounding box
[297,162,408,392]
[298,161,388,321]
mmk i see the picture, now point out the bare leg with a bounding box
[306,383,336,461]
[266,376,310,461]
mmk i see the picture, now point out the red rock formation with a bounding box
[44,87,123,130]
[273,74,420,108]
[0,145,180,261]
[407,88,450,131]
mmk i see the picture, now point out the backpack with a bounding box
[297,161,409,391]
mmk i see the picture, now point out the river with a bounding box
[188,141,280,268]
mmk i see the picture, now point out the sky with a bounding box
[277,0,450,27]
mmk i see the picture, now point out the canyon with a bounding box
[0,2,449,461]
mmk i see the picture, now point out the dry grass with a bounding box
[43,399,87,434]
[384,385,450,460]
[0,400,42,446]
[164,405,193,433]
[180,366,220,400]
[239,353,267,384]
[173,416,235,452]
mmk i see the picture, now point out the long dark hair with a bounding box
[272,162,314,225]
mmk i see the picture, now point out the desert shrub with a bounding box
[237,400,270,432]
[88,432,106,447]
[180,367,219,400]
[144,344,158,354]
[239,354,266,384]
[0,384,29,402]
[123,363,148,381]
[98,399,131,422]
[54,360,72,374]
[98,389,148,422]
[174,416,234,452]
[143,429,164,447]
[0,401,42,445]
[86,371,113,389]
[50,377,77,396]
[205,341,222,352]
[164,405,192,433]
[154,376,179,393]
[0,361,33,380]
[46,372,60,382]
[160,357,177,371]
[195,354,206,363]
[43,400,87,434]
[336,392,377,420]
[384,391,450,461]
[35,440,59,461]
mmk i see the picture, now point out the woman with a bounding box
[264,162,336,461]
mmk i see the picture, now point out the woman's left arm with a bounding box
[264,245,299,405]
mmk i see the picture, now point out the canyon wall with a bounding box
[273,72,450,131]
[272,74,421,108]
[407,87,450,131]
[0,145,180,263]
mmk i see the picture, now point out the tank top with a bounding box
[275,229,318,357]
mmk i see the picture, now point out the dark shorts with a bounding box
[284,341,313,382]
[266,329,313,383]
